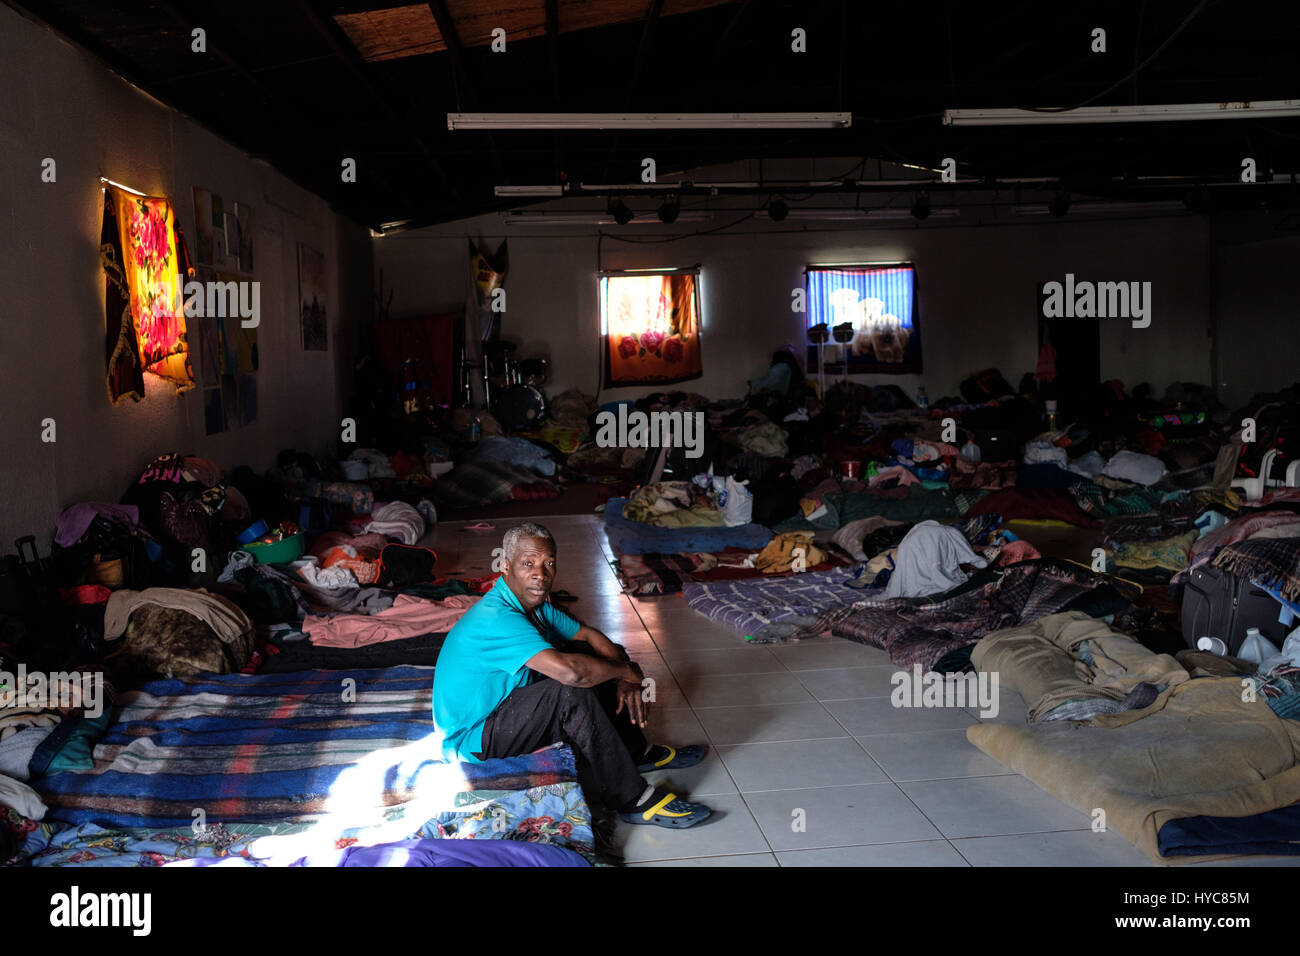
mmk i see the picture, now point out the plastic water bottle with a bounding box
[470,415,482,443]
[961,439,981,462]
[916,386,929,410]
[1239,627,1281,664]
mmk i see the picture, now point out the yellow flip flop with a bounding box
[618,790,712,828]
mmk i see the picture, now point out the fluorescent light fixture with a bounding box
[784,208,960,221]
[493,185,564,197]
[785,209,868,221]
[1012,200,1187,216]
[944,100,1300,126]
[501,210,713,225]
[872,207,959,220]
[573,183,693,192]
[99,176,147,196]
[450,112,852,130]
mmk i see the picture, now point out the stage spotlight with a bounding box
[1048,193,1071,217]
[911,194,931,220]
[768,198,789,222]
[608,198,634,225]
[658,196,680,223]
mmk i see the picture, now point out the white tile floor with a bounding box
[429,513,1300,867]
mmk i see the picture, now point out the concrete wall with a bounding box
[1213,229,1300,409]
[0,7,373,548]
[375,199,1214,409]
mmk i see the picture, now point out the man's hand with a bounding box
[611,665,647,723]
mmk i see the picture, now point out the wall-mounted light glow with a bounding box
[99,177,147,196]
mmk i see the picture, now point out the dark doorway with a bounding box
[1036,282,1100,424]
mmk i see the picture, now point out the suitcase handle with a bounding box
[13,535,40,568]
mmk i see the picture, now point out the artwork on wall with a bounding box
[192,187,253,273]
[298,242,328,351]
[101,185,194,404]
[189,209,258,434]
[230,201,253,272]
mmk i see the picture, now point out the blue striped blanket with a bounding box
[36,667,578,830]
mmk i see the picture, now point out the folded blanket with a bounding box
[365,501,425,546]
[970,611,1187,721]
[104,588,252,648]
[1214,536,1300,604]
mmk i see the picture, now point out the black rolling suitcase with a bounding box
[1180,563,1290,653]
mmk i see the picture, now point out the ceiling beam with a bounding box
[425,0,505,184]
[297,0,466,218]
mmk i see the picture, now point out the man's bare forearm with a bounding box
[565,653,638,688]
[574,624,631,663]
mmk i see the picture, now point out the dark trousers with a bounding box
[477,646,649,810]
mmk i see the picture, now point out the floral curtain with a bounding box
[603,272,702,387]
[101,186,194,403]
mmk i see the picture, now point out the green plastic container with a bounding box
[239,532,305,565]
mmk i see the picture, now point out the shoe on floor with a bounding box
[637,743,706,773]
[618,789,712,829]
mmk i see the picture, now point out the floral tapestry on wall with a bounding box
[101,186,194,403]
[602,271,702,387]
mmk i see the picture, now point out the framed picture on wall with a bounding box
[298,242,328,351]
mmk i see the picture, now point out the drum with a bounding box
[517,357,550,386]
[495,384,547,431]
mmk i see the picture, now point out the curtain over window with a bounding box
[600,269,702,386]
[806,263,920,374]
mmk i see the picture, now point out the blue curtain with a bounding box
[807,266,914,330]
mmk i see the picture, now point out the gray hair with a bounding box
[502,522,556,562]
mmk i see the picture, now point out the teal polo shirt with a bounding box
[432,576,581,763]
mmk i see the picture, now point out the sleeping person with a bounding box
[432,522,712,829]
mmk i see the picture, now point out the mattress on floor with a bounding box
[682,563,872,643]
[24,666,594,865]
[968,673,1300,863]
[603,498,772,555]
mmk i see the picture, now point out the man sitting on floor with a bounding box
[433,521,712,828]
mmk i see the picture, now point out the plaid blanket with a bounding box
[432,460,558,511]
[833,559,1113,670]
[1214,537,1300,604]
[36,667,577,829]
[683,564,873,643]
[1071,481,1164,519]
[617,552,718,595]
